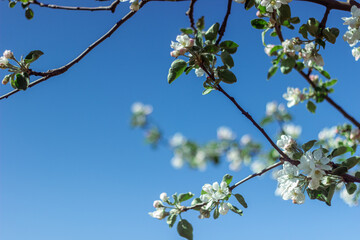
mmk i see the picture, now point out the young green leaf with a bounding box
[222,174,233,186]
[167,59,187,84]
[306,100,316,113]
[267,65,278,80]
[218,69,237,84]
[25,8,34,20]
[213,206,220,219]
[228,203,243,216]
[178,192,194,203]
[302,140,317,152]
[234,194,248,208]
[250,19,268,29]
[221,51,234,69]
[177,219,193,240]
[280,57,296,74]
[167,214,177,228]
[24,50,44,64]
[205,23,219,42]
[346,182,357,195]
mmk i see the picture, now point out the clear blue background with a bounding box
[0,0,359,239]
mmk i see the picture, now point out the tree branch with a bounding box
[0,0,150,100]
[30,0,121,12]
[215,0,233,45]
[186,0,198,33]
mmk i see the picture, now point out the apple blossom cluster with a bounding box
[282,87,305,108]
[342,6,360,60]
[260,0,292,13]
[170,34,195,58]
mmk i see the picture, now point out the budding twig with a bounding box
[186,0,198,34]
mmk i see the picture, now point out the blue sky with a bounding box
[0,0,359,240]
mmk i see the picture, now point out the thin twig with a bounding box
[31,0,121,12]
[319,7,331,29]
[215,0,233,45]
[0,0,150,100]
[186,0,198,33]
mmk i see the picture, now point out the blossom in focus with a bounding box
[301,42,324,67]
[298,149,332,190]
[217,126,236,141]
[264,44,275,56]
[200,181,230,203]
[343,27,360,46]
[277,135,297,156]
[260,0,289,13]
[282,39,301,56]
[283,87,304,108]
[170,34,194,57]
[0,56,9,69]
[342,5,360,29]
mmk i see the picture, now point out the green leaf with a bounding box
[25,8,34,20]
[24,50,44,64]
[355,172,360,178]
[167,59,187,84]
[320,70,331,80]
[342,157,360,169]
[195,32,203,47]
[289,17,300,24]
[331,146,349,158]
[12,73,30,90]
[222,174,233,186]
[346,182,357,195]
[277,4,291,24]
[323,79,337,87]
[180,28,194,35]
[219,41,239,49]
[260,116,273,126]
[205,23,219,42]
[203,45,220,54]
[196,16,205,31]
[221,51,234,69]
[9,1,16,8]
[299,24,308,39]
[269,45,282,55]
[307,18,320,37]
[217,69,237,84]
[244,0,255,10]
[323,28,338,44]
[326,184,336,206]
[280,57,296,74]
[234,194,248,208]
[267,65,278,80]
[177,220,193,240]
[292,152,303,160]
[250,19,268,29]
[178,192,194,203]
[302,140,317,152]
[202,88,214,95]
[228,203,243,216]
[306,100,316,113]
[167,214,177,228]
[213,206,220,219]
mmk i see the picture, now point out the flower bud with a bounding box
[178,48,187,55]
[160,192,168,202]
[3,50,13,59]
[170,50,180,58]
[153,200,162,208]
[2,75,10,85]
[188,38,195,47]
[0,56,9,69]
[256,11,263,18]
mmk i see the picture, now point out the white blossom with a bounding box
[0,56,9,69]
[3,50,13,59]
[282,39,301,56]
[283,124,302,138]
[350,128,360,140]
[169,133,186,148]
[352,47,360,61]
[131,102,153,115]
[298,149,332,190]
[342,5,360,29]
[266,101,278,116]
[170,34,194,57]
[301,42,324,67]
[283,87,303,108]
[149,207,167,220]
[343,27,360,46]
[195,68,205,77]
[226,147,242,171]
[340,188,358,207]
[217,126,236,141]
[233,0,246,3]
[153,200,162,208]
[277,135,297,156]
[171,154,185,169]
[194,150,207,171]
[160,192,169,202]
[240,134,252,146]
[219,202,230,215]
[264,44,275,56]
[260,0,288,13]
[200,181,230,203]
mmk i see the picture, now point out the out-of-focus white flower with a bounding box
[219,202,230,215]
[0,56,9,69]
[194,150,207,171]
[342,5,360,29]
[340,188,358,207]
[226,147,242,171]
[277,135,297,156]
[278,103,286,114]
[200,181,230,203]
[350,128,360,140]
[264,44,275,56]
[283,87,304,108]
[3,50,13,59]
[309,74,319,82]
[318,126,337,141]
[217,126,236,141]
[153,200,162,208]
[283,124,302,138]
[352,47,360,61]
[240,134,252,146]
[160,192,169,202]
[266,101,277,116]
[298,149,332,190]
[169,133,186,148]
[282,39,301,56]
[171,154,185,169]
[250,160,266,173]
[260,0,288,13]
[131,102,153,115]
[195,68,205,77]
